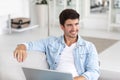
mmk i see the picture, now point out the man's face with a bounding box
[61,19,79,38]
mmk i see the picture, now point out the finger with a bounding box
[21,51,25,62]
[14,50,20,62]
[14,51,21,62]
[14,47,20,58]
[20,50,26,62]
[13,50,17,58]
[19,50,23,62]
[22,51,27,62]
[17,51,20,62]
[17,50,22,62]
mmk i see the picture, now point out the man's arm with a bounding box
[14,44,27,62]
[80,43,100,80]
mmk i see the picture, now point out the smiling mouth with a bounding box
[70,30,77,34]
[71,32,76,34]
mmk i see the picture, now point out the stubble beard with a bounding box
[67,30,78,38]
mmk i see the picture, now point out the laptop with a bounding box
[22,67,73,80]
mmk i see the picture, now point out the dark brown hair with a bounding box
[59,9,80,25]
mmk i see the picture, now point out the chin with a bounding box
[70,35,78,38]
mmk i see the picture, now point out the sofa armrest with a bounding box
[0,51,48,80]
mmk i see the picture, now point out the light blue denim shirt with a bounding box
[24,35,100,80]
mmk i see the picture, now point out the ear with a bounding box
[60,24,64,30]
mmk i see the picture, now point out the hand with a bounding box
[14,44,27,62]
[74,76,86,80]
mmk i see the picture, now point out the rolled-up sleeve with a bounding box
[22,39,48,53]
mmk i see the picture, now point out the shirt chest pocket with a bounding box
[48,45,59,54]
[79,53,87,60]
[78,48,88,62]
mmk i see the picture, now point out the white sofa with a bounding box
[0,51,48,80]
[1,50,120,80]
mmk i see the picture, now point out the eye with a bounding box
[75,23,79,26]
[66,24,73,27]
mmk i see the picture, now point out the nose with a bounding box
[71,25,78,30]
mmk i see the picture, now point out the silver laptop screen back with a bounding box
[22,67,73,80]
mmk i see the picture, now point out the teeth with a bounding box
[71,32,76,34]
[71,31,76,33]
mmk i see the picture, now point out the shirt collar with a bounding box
[60,35,85,47]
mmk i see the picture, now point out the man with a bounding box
[14,9,100,80]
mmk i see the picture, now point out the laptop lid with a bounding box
[22,67,73,80]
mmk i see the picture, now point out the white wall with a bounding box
[0,0,29,18]
[83,15,108,30]
[82,0,108,30]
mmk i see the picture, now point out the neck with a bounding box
[64,36,78,46]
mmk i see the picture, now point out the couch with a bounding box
[1,50,120,80]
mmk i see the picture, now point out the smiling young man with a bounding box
[14,9,100,80]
